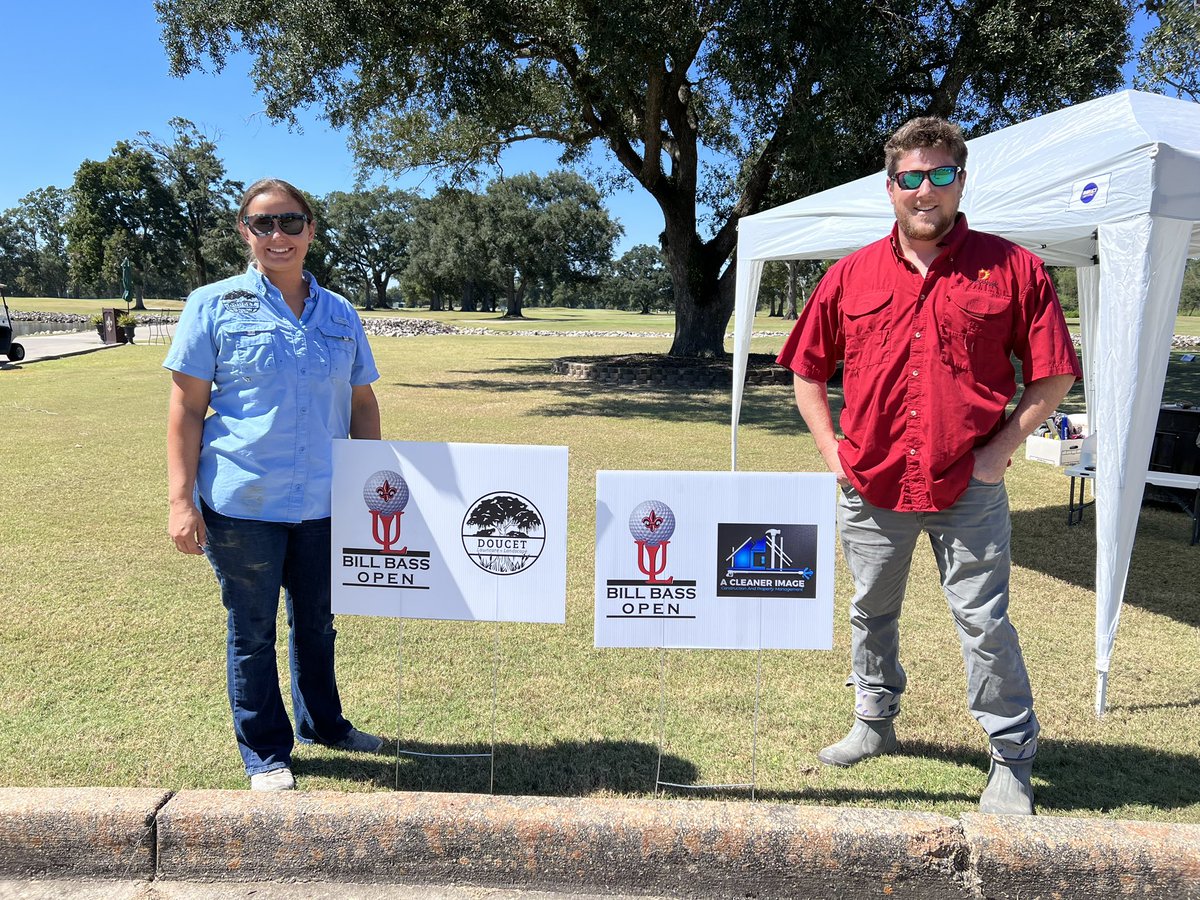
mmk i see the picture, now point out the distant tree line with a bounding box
[6,117,1195,320]
[0,119,673,316]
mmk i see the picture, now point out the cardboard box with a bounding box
[1025,414,1088,466]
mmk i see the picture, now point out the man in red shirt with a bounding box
[776,117,1081,815]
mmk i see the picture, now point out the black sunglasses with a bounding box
[242,212,311,236]
[890,166,963,190]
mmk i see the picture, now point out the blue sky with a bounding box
[2,3,1153,257]
[0,2,663,253]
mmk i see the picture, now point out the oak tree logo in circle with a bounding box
[461,492,546,575]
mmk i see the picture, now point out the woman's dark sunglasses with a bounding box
[890,166,963,190]
[242,213,311,236]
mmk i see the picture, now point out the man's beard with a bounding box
[896,207,955,243]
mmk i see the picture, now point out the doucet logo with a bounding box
[1080,182,1099,204]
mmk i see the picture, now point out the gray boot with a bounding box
[817,718,897,767]
[979,759,1034,815]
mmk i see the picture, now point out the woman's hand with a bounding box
[169,499,207,554]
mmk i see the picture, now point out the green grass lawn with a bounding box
[7,296,799,335]
[0,315,1197,822]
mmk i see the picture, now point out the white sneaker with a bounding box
[250,767,295,791]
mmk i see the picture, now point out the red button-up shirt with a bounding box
[777,215,1082,512]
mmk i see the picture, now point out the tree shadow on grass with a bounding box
[297,736,1199,814]
[756,739,1200,814]
[1010,503,1200,629]
[296,738,695,797]
[381,364,832,437]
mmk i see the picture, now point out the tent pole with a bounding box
[1095,670,1109,718]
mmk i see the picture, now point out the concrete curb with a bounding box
[0,789,170,880]
[2,788,1198,899]
[961,813,1200,900]
[157,791,967,898]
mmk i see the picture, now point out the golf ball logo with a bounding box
[629,500,675,584]
[364,470,409,553]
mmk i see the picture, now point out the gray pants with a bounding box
[837,478,1038,762]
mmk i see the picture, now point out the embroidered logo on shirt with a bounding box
[977,269,991,281]
[221,289,261,315]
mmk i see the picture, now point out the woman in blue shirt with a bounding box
[166,178,384,791]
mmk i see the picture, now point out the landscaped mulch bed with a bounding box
[551,353,792,387]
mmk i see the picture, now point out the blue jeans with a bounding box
[201,501,354,775]
[836,479,1038,762]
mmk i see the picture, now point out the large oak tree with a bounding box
[323,186,418,309]
[158,0,1130,356]
[137,118,245,290]
[66,143,186,306]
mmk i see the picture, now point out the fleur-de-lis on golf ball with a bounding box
[376,480,398,503]
[643,509,664,532]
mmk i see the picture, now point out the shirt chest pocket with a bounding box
[842,289,892,370]
[318,324,356,382]
[937,288,1012,372]
[228,327,278,377]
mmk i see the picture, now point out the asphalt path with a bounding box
[0,328,121,368]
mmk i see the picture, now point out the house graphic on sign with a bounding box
[726,528,813,578]
[729,529,789,571]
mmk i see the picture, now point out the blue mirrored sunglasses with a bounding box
[890,166,963,190]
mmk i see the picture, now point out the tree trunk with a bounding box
[460,281,477,312]
[662,214,731,358]
[501,269,525,318]
[429,291,443,312]
[785,262,798,320]
[133,282,147,311]
[372,271,391,309]
[192,240,208,289]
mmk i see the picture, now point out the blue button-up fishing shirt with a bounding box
[164,266,379,523]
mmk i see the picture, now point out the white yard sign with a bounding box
[332,440,567,623]
[595,471,835,649]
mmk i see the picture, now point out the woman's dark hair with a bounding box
[237,178,315,222]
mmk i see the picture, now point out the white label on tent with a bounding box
[331,440,567,623]
[1069,173,1112,210]
[594,470,835,650]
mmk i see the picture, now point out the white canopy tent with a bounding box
[731,90,1200,716]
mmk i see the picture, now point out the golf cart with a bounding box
[0,283,25,362]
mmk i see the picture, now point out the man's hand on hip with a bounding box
[971,444,1010,485]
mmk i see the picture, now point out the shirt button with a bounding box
[911,369,919,377]
[914,331,922,339]
[910,409,917,417]
[301,369,307,375]
[909,448,917,455]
